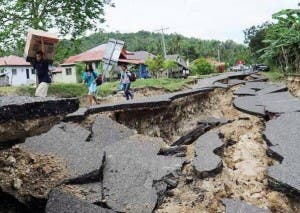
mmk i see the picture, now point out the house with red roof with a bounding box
[55,44,153,83]
[0,55,35,86]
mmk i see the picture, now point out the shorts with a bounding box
[88,82,98,96]
[35,82,49,97]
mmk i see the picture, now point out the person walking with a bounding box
[83,64,99,106]
[31,38,51,97]
[120,64,134,100]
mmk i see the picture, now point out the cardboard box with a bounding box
[24,29,59,63]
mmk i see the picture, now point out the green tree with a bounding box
[0,0,113,52]
[244,22,272,60]
[191,58,214,75]
[146,55,165,78]
[260,9,300,73]
[163,60,178,70]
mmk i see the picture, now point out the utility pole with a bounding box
[217,46,221,62]
[155,27,169,58]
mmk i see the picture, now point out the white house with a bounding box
[0,55,36,86]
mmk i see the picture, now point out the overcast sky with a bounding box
[103,0,298,44]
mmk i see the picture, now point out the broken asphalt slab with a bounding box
[91,115,135,148]
[46,189,114,213]
[221,198,269,213]
[233,96,266,116]
[195,71,253,89]
[264,112,300,195]
[103,137,185,212]
[20,123,105,183]
[0,96,79,123]
[172,117,230,146]
[193,131,223,178]
[234,83,300,116]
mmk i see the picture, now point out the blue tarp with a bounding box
[136,64,151,78]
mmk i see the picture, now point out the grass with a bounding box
[261,70,285,82]
[0,78,195,98]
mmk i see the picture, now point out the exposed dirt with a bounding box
[287,76,300,98]
[0,116,63,146]
[1,84,300,212]
[0,146,67,206]
[156,87,300,213]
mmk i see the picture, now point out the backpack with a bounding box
[128,71,136,82]
[92,72,103,86]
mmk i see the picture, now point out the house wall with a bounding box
[0,66,36,86]
[52,72,63,83]
[55,66,77,83]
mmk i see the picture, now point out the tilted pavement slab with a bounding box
[256,84,287,95]
[193,131,223,178]
[20,123,105,183]
[46,189,114,213]
[91,115,136,148]
[264,112,300,195]
[103,138,185,212]
[221,198,270,213]
[234,87,256,96]
[233,96,266,116]
[0,96,79,123]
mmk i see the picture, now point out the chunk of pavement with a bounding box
[65,182,103,203]
[264,99,300,114]
[171,124,208,146]
[254,92,300,114]
[233,96,265,116]
[221,198,270,213]
[0,96,79,123]
[245,82,270,90]
[256,84,287,95]
[227,79,246,86]
[21,123,105,183]
[264,112,300,194]
[172,116,228,147]
[213,82,229,88]
[234,87,256,96]
[91,115,135,147]
[268,160,300,195]
[103,157,157,213]
[64,107,88,122]
[103,139,184,212]
[197,116,230,126]
[158,145,187,156]
[46,189,114,213]
[193,131,223,178]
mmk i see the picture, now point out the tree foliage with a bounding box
[244,22,272,60]
[145,55,165,78]
[0,0,113,52]
[260,9,300,73]
[191,58,214,75]
[163,60,178,70]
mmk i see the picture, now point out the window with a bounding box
[66,68,72,75]
[31,69,36,74]
[12,69,17,75]
[26,69,30,79]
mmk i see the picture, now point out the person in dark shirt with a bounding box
[31,39,51,97]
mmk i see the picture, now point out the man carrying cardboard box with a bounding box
[31,38,51,97]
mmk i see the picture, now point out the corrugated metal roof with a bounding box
[62,44,156,66]
[0,55,31,66]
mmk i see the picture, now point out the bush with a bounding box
[191,58,214,75]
